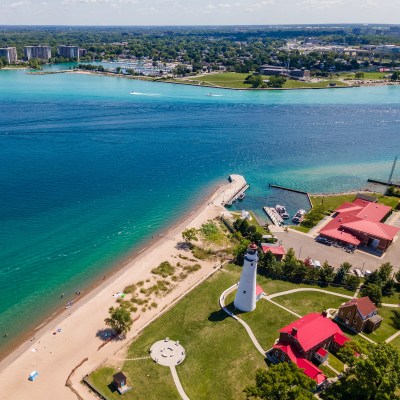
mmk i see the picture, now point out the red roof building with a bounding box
[319,198,399,251]
[267,312,350,386]
[261,244,286,260]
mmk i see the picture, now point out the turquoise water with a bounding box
[0,69,400,355]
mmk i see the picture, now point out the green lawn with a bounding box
[328,353,345,372]
[195,72,252,88]
[339,71,389,80]
[283,79,348,89]
[89,265,266,400]
[319,364,337,378]
[382,293,400,305]
[361,306,399,343]
[388,333,400,350]
[310,194,357,212]
[272,291,348,316]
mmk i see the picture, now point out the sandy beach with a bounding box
[0,175,245,400]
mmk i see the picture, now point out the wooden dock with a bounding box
[263,207,283,226]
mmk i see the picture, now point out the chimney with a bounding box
[291,327,297,336]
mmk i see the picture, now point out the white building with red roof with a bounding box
[319,197,399,251]
[267,312,349,387]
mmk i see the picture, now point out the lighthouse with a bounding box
[234,243,259,312]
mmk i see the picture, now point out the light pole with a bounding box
[299,246,302,260]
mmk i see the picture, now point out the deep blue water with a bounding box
[0,69,399,354]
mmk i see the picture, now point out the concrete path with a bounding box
[385,330,400,343]
[359,333,376,344]
[263,298,302,318]
[220,285,266,356]
[323,362,340,376]
[267,288,353,301]
[170,366,190,400]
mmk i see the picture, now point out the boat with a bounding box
[275,204,290,219]
[238,193,245,200]
[292,209,306,223]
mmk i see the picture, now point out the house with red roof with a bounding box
[261,244,286,260]
[267,312,349,387]
[336,296,382,333]
[319,197,399,252]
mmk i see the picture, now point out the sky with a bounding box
[1,0,400,26]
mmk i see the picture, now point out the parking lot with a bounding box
[271,227,400,273]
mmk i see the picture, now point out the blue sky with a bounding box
[1,0,399,25]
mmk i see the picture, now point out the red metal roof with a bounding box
[320,198,399,245]
[279,313,347,352]
[333,332,350,347]
[342,220,399,241]
[261,245,286,256]
[273,343,327,384]
[316,347,328,357]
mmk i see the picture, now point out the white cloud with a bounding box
[298,0,343,9]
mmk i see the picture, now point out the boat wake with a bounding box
[130,92,161,96]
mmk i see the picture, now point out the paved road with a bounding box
[271,228,400,272]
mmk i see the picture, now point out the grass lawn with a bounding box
[389,333,400,350]
[272,291,349,316]
[89,265,266,400]
[310,194,357,212]
[377,195,400,209]
[361,306,399,343]
[283,79,348,89]
[195,72,252,88]
[319,364,337,378]
[339,71,389,80]
[328,353,345,372]
[382,293,400,305]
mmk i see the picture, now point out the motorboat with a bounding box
[238,193,245,200]
[275,204,290,219]
[292,209,306,223]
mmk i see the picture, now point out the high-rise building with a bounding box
[234,243,259,312]
[57,45,80,60]
[24,46,52,61]
[0,47,17,63]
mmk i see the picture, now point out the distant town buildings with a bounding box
[0,46,17,63]
[260,65,311,79]
[24,45,52,61]
[57,45,80,60]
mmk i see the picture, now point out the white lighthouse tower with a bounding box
[234,243,259,312]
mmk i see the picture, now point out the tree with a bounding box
[391,309,400,330]
[336,341,366,367]
[104,306,133,335]
[319,261,335,285]
[391,71,399,81]
[334,262,352,285]
[233,238,251,265]
[267,75,286,88]
[282,248,298,277]
[181,228,198,244]
[354,71,365,79]
[244,363,315,400]
[360,283,382,306]
[378,262,393,284]
[323,343,400,400]
[364,270,382,287]
[345,274,361,291]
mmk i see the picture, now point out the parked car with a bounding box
[316,236,332,246]
[364,270,372,277]
[353,269,363,277]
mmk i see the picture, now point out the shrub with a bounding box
[192,246,214,260]
[123,284,137,294]
[151,261,175,277]
[184,264,202,274]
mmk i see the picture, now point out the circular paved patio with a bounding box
[150,338,186,367]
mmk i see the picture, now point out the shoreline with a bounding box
[0,175,244,400]
[65,69,400,91]
[0,179,222,363]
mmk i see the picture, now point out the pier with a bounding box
[222,175,250,206]
[263,207,283,226]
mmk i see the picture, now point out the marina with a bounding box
[263,206,284,226]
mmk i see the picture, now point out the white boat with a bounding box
[292,209,306,223]
[275,204,290,219]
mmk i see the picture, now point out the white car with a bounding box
[353,269,363,277]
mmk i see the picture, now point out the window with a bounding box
[353,319,357,324]
[281,354,285,361]
[275,350,279,357]
[243,291,246,294]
